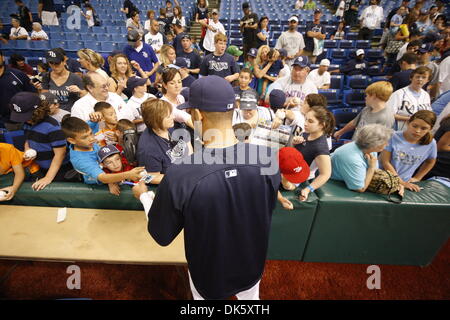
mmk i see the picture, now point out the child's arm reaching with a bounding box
[108,183,121,196]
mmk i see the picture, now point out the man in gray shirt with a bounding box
[275,15,305,66]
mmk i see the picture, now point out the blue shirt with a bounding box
[25,117,68,170]
[331,141,378,190]
[124,43,159,82]
[382,131,437,181]
[431,90,450,116]
[69,143,104,184]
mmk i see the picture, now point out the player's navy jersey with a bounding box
[147,142,280,299]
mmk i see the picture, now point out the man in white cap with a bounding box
[340,49,368,76]
[307,58,331,89]
[275,15,305,66]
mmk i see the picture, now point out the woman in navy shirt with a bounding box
[137,99,191,184]
[293,106,334,201]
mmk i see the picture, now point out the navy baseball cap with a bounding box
[248,48,258,58]
[180,87,190,101]
[9,92,41,122]
[126,76,148,92]
[46,49,65,64]
[269,89,286,109]
[127,29,140,42]
[278,48,288,58]
[239,90,258,110]
[39,92,59,104]
[98,145,121,163]
[418,43,434,53]
[292,56,310,68]
[186,76,235,112]
[180,33,191,40]
[175,57,189,69]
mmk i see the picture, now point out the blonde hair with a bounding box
[109,54,133,79]
[214,32,227,43]
[256,45,270,66]
[365,81,393,102]
[160,44,176,66]
[77,48,104,69]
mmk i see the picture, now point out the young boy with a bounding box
[61,116,144,186]
[39,92,70,124]
[334,81,395,140]
[89,102,120,147]
[98,144,135,195]
[125,76,156,133]
[233,68,259,104]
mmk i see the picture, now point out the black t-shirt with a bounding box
[429,122,450,178]
[39,0,55,12]
[147,143,280,299]
[42,72,84,112]
[18,5,32,31]
[390,69,413,91]
[199,52,240,78]
[240,13,259,44]
[195,6,208,20]
[0,67,36,119]
[305,21,326,53]
[294,133,330,166]
[137,127,189,174]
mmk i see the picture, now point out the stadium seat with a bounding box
[330,75,344,90]
[356,40,371,49]
[370,76,389,84]
[345,32,358,40]
[367,65,385,76]
[328,49,347,64]
[345,75,370,90]
[318,89,341,108]
[343,90,366,107]
[332,107,361,128]
[100,42,116,53]
[65,33,80,41]
[365,49,384,63]
[324,40,338,48]
[31,41,50,51]
[338,40,354,49]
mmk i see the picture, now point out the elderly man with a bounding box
[124,29,160,83]
[71,72,135,122]
[275,15,305,66]
[9,17,29,40]
[307,58,331,89]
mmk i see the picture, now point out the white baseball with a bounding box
[24,149,37,159]
[0,191,7,199]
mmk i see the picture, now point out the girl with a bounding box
[253,45,278,98]
[195,0,209,50]
[109,54,147,99]
[154,44,177,86]
[256,16,270,48]
[293,106,334,201]
[144,10,155,32]
[381,110,437,192]
[172,6,186,29]
[9,92,71,191]
[331,21,346,40]
[81,3,96,28]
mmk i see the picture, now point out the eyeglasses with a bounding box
[96,84,109,89]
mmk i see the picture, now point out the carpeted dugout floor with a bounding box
[0,239,448,300]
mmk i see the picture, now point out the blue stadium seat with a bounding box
[356,40,371,49]
[365,49,384,63]
[81,33,97,41]
[339,40,354,49]
[343,89,365,107]
[324,40,338,48]
[318,89,341,108]
[345,32,358,40]
[367,65,385,76]
[332,107,361,128]
[100,42,115,53]
[330,75,344,90]
[345,75,370,90]
[328,49,347,64]
[66,33,80,41]
[66,41,84,52]
[370,76,388,84]
[51,32,66,40]
[30,41,50,51]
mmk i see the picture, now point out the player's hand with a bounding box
[89,112,102,122]
[299,188,310,202]
[279,196,294,210]
[132,181,148,199]
[126,167,146,181]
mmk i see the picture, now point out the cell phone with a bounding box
[31,77,41,83]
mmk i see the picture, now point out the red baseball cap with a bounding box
[278,147,310,183]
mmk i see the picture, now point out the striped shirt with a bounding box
[25,117,68,170]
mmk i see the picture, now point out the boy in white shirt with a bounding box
[306,58,331,89]
[125,76,156,133]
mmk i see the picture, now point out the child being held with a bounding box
[89,102,119,147]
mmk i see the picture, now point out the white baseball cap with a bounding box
[356,49,365,56]
[320,59,330,66]
[289,16,299,22]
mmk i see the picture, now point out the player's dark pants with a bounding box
[358,27,374,40]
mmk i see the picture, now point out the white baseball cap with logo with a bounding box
[356,49,365,56]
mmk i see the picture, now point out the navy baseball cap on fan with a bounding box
[180,33,191,40]
[9,92,41,123]
[46,49,65,64]
[175,57,189,69]
[418,43,434,53]
[97,145,121,163]
[292,56,309,68]
[278,147,310,184]
[278,48,288,58]
[242,2,250,9]
[269,89,286,109]
[127,76,148,92]
[239,90,258,110]
[248,48,258,58]
[39,92,59,104]
[180,87,190,101]
[127,29,140,42]
[186,76,235,112]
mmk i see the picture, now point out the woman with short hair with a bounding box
[331,123,393,192]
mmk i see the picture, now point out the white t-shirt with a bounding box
[30,30,49,40]
[359,5,384,30]
[306,69,331,89]
[268,76,318,104]
[203,20,226,53]
[275,31,305,66]
[71,92,136,122]
[126,93,156,133]
[144,20,151,32]
[144,32,164,59]
[10,27,29,39]
[86,10,95,27]
[160,95,192,124]
[386,86,432,131]
[172,16,186,28]
[396,43,408,61]
[335,1,345,17]
[438,56,450,96]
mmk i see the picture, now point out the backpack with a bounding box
[122,129,138,165]
[367,169,403,203]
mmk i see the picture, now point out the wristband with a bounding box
[306,185,315,193]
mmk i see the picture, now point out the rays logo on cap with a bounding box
[103,147,111,153]
[40,94,46,100]
[48,51,56,58]
[13,104,21,113]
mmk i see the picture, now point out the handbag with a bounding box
[367,169,403,203]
